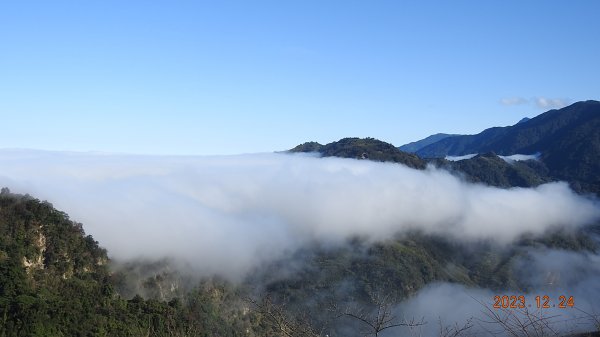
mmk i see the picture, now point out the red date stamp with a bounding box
[493,295,574,309]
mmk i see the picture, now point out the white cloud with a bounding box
[500,97,571,110]
[0,150,598,279]
[499,152,541,163]
[445,154,477,161]
[535,97,569,109]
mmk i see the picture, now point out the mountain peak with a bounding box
[416,99,600,194]
[290,137,426,169]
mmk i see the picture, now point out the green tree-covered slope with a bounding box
[0,189,269,337]
[415,100,600,194]
[290,137,426,169]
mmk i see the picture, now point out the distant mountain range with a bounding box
[414,101,600,158]
[415,100,600,193]
[291,100,600,194]
[399,118,532,154]
[290,138,555,189]
[398,133,459,153]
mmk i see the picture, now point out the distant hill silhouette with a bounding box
[431,152,552,188]
[416,100,600,193]
[290,137,426,169]
[416,101,599,157]
[398,133,460,153]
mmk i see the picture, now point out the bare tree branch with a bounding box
[330,292,425,337]
[246,294,323,337]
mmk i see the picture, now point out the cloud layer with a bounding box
[0,150,598,278]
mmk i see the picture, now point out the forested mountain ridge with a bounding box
[289,138,555,191]
[415,100,600,193]
[291,101,600,194]
[0,189,268,336]
[398,133,460,153]
[398,116,531,154]
[431,152,553,188]
[290,137,426,169]
[416,100,600,157]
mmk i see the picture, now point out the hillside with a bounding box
[398,133,460,153]
[400,116,531,154]
[290,137,554,190]
[416,101,600,157]
[290,137,426,169]
[1,186,599,336]
[432,152,552,188]
[0,189,264,336]
[415,100,600,194]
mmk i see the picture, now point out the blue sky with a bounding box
[1,1,599,155]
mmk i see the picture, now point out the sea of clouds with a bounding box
[0,149,597,279]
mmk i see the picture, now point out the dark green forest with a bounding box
[0,189,275,337]
[290,137,426,169]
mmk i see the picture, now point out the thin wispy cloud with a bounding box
[500,97,529,106]
[500,97,570,110]
[534,97,569,109]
